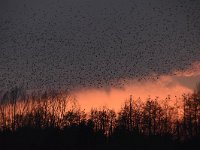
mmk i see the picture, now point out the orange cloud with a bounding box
[72,61,200,112]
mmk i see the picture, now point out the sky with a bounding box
[0,0,200,109]
[75,62,200,111]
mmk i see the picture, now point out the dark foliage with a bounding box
[0,87,200,150]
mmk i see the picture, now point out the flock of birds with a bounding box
[0,0,200,91]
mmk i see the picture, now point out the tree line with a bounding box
[0,86,200,149]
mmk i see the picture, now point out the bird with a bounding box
[0,0,200,94]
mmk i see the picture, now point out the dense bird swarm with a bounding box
[0,0,200,91]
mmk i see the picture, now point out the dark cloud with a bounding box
[0,0,200,90]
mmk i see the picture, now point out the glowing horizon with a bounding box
[72,62,200,111]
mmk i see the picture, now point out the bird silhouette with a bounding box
[0,0,200,92]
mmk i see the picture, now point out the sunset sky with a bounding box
[1,0,200,110]
[74,61,200,111]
